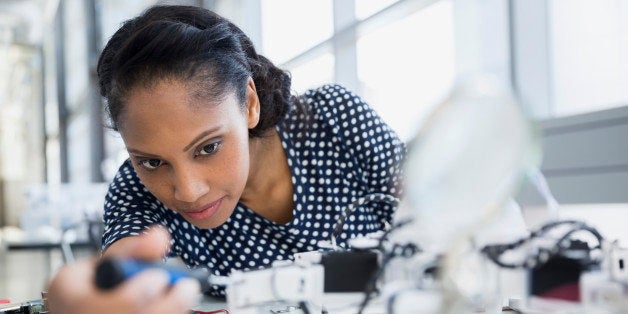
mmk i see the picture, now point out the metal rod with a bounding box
[54,0,69,182]
[85,0,105,182]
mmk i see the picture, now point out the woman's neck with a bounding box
[240,129,294,224]
[243,130,281,195]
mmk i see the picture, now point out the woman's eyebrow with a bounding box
[127,148,160,158]
[182,126,221,152]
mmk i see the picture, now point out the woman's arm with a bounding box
[102,225,169,258]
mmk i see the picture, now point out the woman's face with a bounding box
[118,78,260,229]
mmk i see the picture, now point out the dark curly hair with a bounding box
[97,5,294,137]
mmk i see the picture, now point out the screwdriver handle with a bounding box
[95,258,212,292]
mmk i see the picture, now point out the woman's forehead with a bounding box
[127,79,237,110]
[119,80,240,131]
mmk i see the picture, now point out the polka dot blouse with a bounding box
[102,84,406,296]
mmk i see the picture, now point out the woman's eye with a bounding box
[140,159,162,170]
[198,142,221,156]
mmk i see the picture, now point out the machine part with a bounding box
[609,242,628,283]
[320,250,378,293]
[226,264,323,312]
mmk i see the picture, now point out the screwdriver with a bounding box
[94,258,228,292]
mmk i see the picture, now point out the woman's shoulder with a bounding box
[107,159,155,202]
[301,84,360,105]
[110,159,137,183]
[297,83,369,120]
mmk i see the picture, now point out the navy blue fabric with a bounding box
[102,84,406,296]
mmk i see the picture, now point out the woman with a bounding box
[48,4,405,313]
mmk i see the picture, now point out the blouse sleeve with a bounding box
[325,85,405,193]
[101,159,165,250]
[313,84,406,224]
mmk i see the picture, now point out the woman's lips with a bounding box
[183,197,223,220]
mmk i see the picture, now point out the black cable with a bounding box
[481,220,604,269]
[298,301,311,314]
[331,193,400,242]
[385,286,415,314]
[355,219,419,314]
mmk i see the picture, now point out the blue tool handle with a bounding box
[95,258,211,292]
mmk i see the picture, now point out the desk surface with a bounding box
[0,295,578,314]
[192,293,524,314]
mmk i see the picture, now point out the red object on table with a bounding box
[0,299,10,304]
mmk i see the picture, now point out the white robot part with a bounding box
[226,264,324,313]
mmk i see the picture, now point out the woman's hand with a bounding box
[47,226,200,314]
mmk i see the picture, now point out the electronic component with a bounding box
[226,263,323,312]
[295,249,380,292]
[0,299,45,314]
[609,242,628,283]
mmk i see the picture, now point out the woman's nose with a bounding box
[172,166,210,203]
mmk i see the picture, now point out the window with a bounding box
[357,1,455,141]
[289,53,334,93]
[355,0,400,20]
[260,0,455,141]
[512,0,628,251]
[548,0,628,116]
[261,0,333,65]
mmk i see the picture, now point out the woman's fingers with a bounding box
[48,225,198,314]
[48,258,198,314]
[47,258,96,312]
[114,268,171,302]
[104,267,200,314]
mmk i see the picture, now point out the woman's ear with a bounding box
[245,77,260,129]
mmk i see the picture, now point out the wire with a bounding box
[331,193,400,246]
[526,166,560,220]
[385,286,417,314]
[298,301,311,314]
[481,219,604,269]
[355,219,419,314]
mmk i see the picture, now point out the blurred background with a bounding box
[0,0,627,304]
